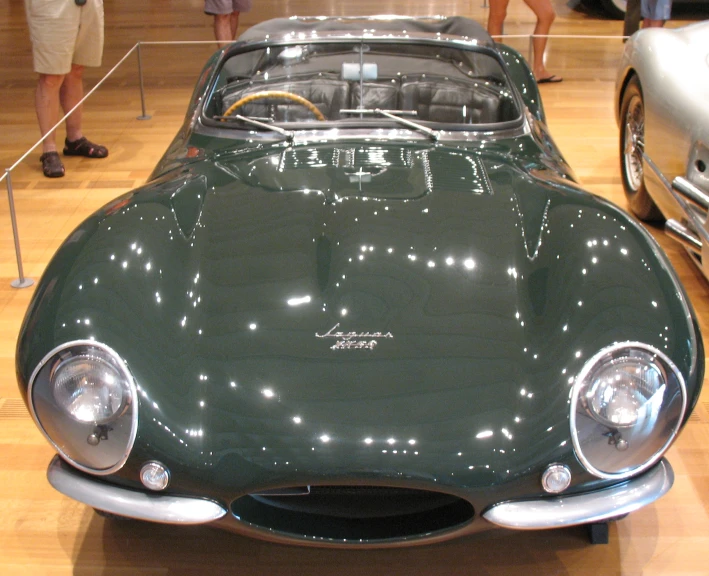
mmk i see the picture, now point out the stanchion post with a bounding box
[136,42,152,120]
[5,170,34,289]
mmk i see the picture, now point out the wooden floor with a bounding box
[2,1,709,574]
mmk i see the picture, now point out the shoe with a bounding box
[63,136,108,158]
[40,151,65,178]
[538,75,563,84]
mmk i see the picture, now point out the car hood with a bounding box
[18,141,698,498]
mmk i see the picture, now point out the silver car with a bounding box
[616,21,709,280]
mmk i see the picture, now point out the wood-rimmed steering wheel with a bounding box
[222,91,326,121]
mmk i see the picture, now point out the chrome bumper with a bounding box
[483,458,673,529]
[47,456,227,524]
[48,455,673,532]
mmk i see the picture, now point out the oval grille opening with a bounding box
[231,486,474,542]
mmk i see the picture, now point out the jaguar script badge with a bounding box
[316,323,394,350]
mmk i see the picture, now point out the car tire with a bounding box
[619,75,664,222]
[600,0,626,19]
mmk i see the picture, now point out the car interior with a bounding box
[208,42,521,126]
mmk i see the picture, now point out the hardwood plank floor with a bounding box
[1,1,708,573]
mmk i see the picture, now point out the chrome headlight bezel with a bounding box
[570,342,686,480]
[28,340,139,475]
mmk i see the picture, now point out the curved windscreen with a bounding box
[207,40,521,128]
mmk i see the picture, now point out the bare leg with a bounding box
[60,64,85,143]
[214,13,233,47]
[487,0,510,37]
[643,18,665,27]
[523,0,558,80]
[35,73,65,154]
[230,11,240,39]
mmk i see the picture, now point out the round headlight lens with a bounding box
[52,354,130,424]
[585,356,666,429]
[571,343,686,479]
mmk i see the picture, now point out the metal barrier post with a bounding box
[5,170,34,289]
[137,42,151,120]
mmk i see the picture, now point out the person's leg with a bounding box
[35,73,67,176]
[487,0,510,37]
[60,64,84,142]
[523,0,558,80]
[36,73,66,154]
[59,63,107,157]
[214,13,233,45]
[230,11,240,39]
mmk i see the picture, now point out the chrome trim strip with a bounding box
[673,176,709,211]
[645,155,709,249]
[47,456,227,524]
[666,219,702,254]
[483,459,673,529]
[194,122,530,145]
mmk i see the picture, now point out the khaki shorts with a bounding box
[25,0,104,75]
[204,0,252,15]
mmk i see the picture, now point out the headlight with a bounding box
[570,343,686,480]
[29,341,138,475]
[51,354,130,424]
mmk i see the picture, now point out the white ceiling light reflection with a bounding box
[287,295,311,307]
[292,416,302,424]
[319,434,331,443]
[476,430,493,439]
[262,388,275,399]
[446,257,455,266]
[463,258,476,270]
[249,323,258,330]
[364,437,373,444]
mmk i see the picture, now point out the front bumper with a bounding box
[482,458,673,529]
[47,456,227,524]
[47,455,674,541]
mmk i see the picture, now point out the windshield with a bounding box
[206,40,521,129]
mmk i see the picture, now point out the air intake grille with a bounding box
[232,485,474,542]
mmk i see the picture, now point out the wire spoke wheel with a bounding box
[623,94,645,192]
[619,76,663,222]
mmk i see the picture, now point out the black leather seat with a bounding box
[400,75,503,124]
[349,78,401,111]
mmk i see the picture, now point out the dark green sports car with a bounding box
[16,16,703,548]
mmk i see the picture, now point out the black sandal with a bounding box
[40,151,65,178]
[63,136,109,158]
